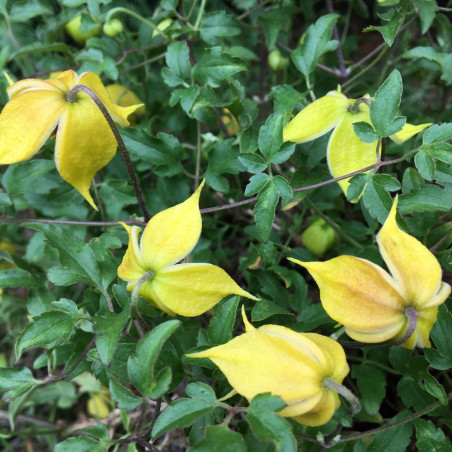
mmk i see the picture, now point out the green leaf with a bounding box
[423,124,452,144]
[353,121,379,143]
[3,160,55,196]
[149,366,172,399]
[412,0,438,34]
[362,174,400,223]
[193,47,246,88]
[404,47,452,85]
[16,308,79,359]
[427,306,452,368]
[271,85,305,114]
[10,0,52,22]
[55,437,105,452]
[421,143,452,164]
[24,223,102,289]
[270,142,295,164]
[402,168,425,193]
[109,380,142,411]
[128,320,180,396]
[0,367,37,401]
[245,173,271,196]
[254,180,279,241]
[207,296,239,345]
[94,305,131,366]
[291,14,339,79]
[190,425,246,452]
[0,269,39,288]
[258,113,284,160]
[398,184,452,213]
[247,393,296,452]
[370,69,406,137]
[364,8,405,46]
[162,41,191,87]
[161,0,178,10]
[368,410,413,452]
[351,364,386,415]
[152,382,217,438]
[0,191,12,207]
[422,373,448,405]
[169,86,200,116]
[200,12,241,45]
[415,151,436,180]
[273,176,293,199]
[347,173,369,201]
[414,418,452,452]
[251,299,292,322]
[239,153,268,174]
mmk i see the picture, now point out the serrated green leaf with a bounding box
[362,177,394,223]
[16,310,79,359]
[270,142,295,164]
[200,12,241,45]
[10,0,52,22]
[254,180,279,241]
[370,69,406,137]
[364,7,405,46]
[353,121,379,143]
[415,151,436,180]
[24,223,102,289]
[423,123,452,144]
[291,14,339,79]
[273,176,292,199]
[245,174,270,196]
[3,160,54,196]
[193,47,246,88]
[190,425,246,452]
[94,305,131,366]
[0,367,37,401]
[247,393,296,452]
[152,382,216,438]
[55,437,105,452]
[109,380,142,411]
[413,0,438,34]
[0,269,40,288]
[271,85,305,114]
[347,173,370,201]
[258,113,284,160]
[149,366,172,399]
[423,373,448,405]
[239,153,268,174]
[414,418,452,452]
[162,41,191,87]
[207,296,239,345]
[401,168,425,193]
[403,47,452,85]
[0,191,12,207]
[128,320,180,396]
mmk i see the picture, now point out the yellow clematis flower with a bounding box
[283,91,431,195]
[117,182,258,317]
[289,198,451,348]
[188,307,350,426]
[0,70,141,208]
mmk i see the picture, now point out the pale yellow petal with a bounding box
[140,182,204,272]
[345,321,407,344]
[327,110,378,195]
[188,330,325,414]
[0,90,65,164]
[283,91,349,143]
[7,78,64,99]
[117,224,146,282]
[106,84,145,116]
[131,279,176,316]
[289,257,406,334]
[377,198,444,308]
[150,263,258,317]
[77,72,140,127]
[292,390,339,427]
[390,122,432,144]
[399,306,439,349]
[241,305,255,332]
[54,96,117,208]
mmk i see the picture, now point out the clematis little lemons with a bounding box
[188,307,351,426]
[0,70,141,208]
[290,198,451,348]
[117,182,258,316]
[283,91,431,195]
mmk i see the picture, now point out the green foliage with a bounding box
[0,0,451,450]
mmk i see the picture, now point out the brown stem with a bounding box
[66,84,151,222]
[430,228,452,253]
[0,218,146,227]
[326,0,348,83]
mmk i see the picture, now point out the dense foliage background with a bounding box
[0,0,452,450]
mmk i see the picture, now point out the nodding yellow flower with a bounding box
[188,307,349,427]
[283,91,431,196]
[118,182,258,317]
[0,70,142,208]
[290,198,451,349]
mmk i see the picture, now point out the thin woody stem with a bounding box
[326,0,348,83]
[0,218,146,226]
[66,84,151,222]
[130,270,155,336]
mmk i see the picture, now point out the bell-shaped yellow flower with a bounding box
[290,198,451,348]
[188,308,349,426]
[283,91,431,195]
[117,182,258,317]
[0,70,141,208]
